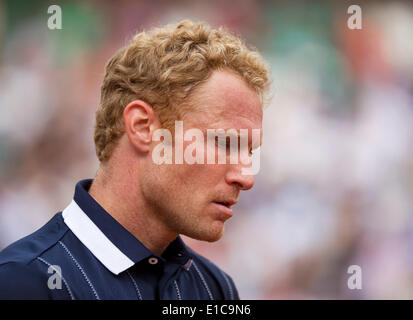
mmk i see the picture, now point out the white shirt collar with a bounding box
[62,200,134,275]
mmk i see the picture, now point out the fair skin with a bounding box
[89,70,263,256]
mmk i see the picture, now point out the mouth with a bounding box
[213,200,237,208]
[212,199,237,218]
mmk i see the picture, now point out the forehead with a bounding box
[183,70,263,130]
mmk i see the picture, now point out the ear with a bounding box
[123,100,159,153]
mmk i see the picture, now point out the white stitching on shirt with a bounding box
[192,261,214,300]
[173,280,182,300]
[58,240,100,300]
[183,258,193,271]
[36,256,75,300]
[220,270,234,300]
[126,270,143,300]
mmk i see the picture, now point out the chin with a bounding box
[185,224,225,242]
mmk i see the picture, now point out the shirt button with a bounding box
[148,257,158,265]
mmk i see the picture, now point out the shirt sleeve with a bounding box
[0,262,52,299]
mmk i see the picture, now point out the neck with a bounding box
[88,161,178,256]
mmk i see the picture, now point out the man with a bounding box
[0,20,269,299]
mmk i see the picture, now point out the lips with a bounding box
[213,199,237,208]
[212,198,237,219]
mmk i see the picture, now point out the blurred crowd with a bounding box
[1,0,413,299]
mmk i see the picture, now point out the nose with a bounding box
[225,163,255,191]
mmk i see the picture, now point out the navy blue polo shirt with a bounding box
[0,179,239,300]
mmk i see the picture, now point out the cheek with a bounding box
[189,163,227,188]
[172,163,225,195]
[156,137,228,196]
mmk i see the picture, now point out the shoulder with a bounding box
[0,213,69,299]
[187,247,240,300]
[0,261,52,299]
[0,212,68,265]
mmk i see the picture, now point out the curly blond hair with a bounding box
[94,19,269,162]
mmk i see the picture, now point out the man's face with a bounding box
[141,70,263,242]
